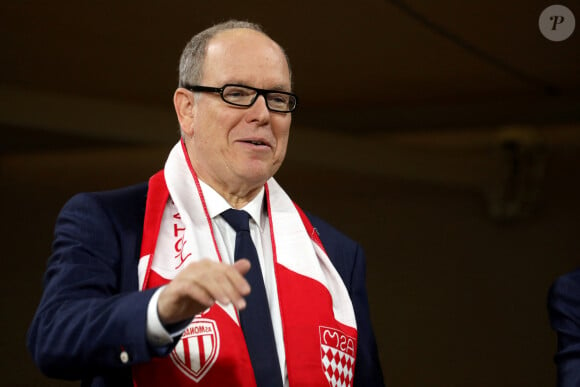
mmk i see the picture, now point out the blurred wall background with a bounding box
[1,1,579,386]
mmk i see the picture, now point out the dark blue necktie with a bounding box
[221,209,283,387]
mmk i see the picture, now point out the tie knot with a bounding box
[221,209,251,232]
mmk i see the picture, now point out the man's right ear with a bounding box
[174,88,195,136]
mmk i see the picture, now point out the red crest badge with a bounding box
[170,318,220,382]
[319,326,356,387]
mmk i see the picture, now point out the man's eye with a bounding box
[225,88,251,98]
[269,94,289,105]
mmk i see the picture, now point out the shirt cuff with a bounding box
[146,286,189,347]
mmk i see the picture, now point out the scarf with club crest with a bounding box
[132,140,357,387]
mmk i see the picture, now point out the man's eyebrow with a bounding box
[269,85,292,92]
[225,81,291,92]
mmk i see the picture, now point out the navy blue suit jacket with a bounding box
[27,182,384,386]
[548,268,580,387]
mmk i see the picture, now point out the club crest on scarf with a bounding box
[319,326,355,387]
[170,318,220,382]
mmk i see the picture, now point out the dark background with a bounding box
[1,1,579,386]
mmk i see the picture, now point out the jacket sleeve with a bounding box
[27,192,171,380]
[548,268,580,387]
[308,214,385,386]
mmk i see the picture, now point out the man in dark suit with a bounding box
[548,268,580,387]
[27,20,384,386]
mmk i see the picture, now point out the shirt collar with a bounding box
[197,179,266,230]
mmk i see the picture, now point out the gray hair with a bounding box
[178,20,292,87]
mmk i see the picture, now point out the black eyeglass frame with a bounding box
[182,83,298,113]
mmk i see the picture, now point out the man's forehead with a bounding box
[202,29,291,87]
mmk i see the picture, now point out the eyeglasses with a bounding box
[183,84,298,113]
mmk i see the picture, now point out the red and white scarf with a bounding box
[133,140,357,386]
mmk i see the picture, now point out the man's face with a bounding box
[184,29,292,199]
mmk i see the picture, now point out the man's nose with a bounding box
[246,94,270,122]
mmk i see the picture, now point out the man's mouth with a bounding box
[242,140,269,147]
